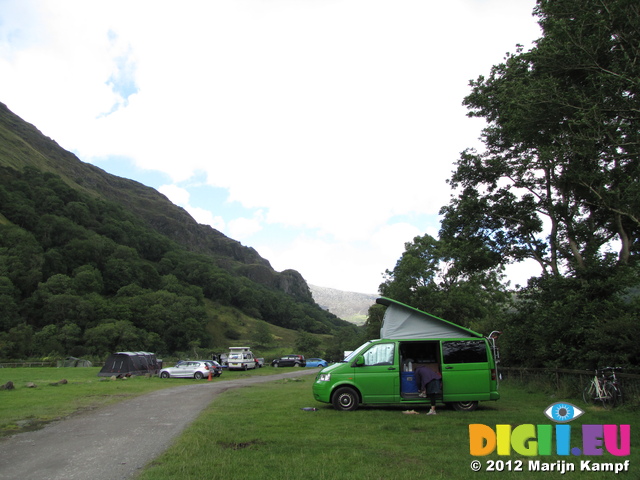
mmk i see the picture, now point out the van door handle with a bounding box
[445,366,453,369]
[388,367,396,370]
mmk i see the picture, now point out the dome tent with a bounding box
[98,352,161,377]
[59,356,93,367]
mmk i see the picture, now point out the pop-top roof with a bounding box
[377,297,483,339]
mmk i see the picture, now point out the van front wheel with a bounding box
[332,387,359,411]
[451,401,478,412]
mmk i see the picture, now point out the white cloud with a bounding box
[186,207,226,232]
[228,215,264,240]
[158,184,225,231]
[158,184,190,207]
[0,0,542,292]
[257,221,424,294]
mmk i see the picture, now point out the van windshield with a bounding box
[343,341,372,362]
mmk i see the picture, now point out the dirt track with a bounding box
[0,369,318,480]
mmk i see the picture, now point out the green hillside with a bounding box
[0,102,361,362]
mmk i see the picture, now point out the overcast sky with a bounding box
[0,0,542,293]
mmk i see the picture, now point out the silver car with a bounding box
[159,361,213,379]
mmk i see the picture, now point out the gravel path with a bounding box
[0,369,318,480]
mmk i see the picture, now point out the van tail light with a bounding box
[491,368,496,381]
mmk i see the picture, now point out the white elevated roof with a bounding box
[377,297,482,339]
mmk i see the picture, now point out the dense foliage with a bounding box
[0,166,355,359]
[379,234,508,334]
[379,0,640,369]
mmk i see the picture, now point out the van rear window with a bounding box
[442,340,487,364]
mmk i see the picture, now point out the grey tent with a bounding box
[377,297,483,339]
[98,351,161,377]
[59,356,93,367]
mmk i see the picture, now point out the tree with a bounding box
[295,331,321,357]
[0,286,21,331]
[0,324,34,359]
[34,324,63,355]
[251,321,273,347]
[0,225,44,296]
[380,234,508,329]
[363,303,385,340]
[443,0,640,279]
[72,265,104,295]
[439,0,640,368]
[498,267,640,368]
[84,320,146,355]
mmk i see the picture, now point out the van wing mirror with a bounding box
[354,355,364,366]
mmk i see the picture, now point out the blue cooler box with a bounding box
[401,371,419,393]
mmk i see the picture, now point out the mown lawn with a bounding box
[0,365,279,436]
[1,368,637,479]
[138,378,639,480]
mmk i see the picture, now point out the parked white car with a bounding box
[159,361,213,379]
[227,347,257,370]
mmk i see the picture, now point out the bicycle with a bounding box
[582,367,623,409]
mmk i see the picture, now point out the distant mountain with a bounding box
[310,285,378,325]
[0,101,311,301]
[0,101,358,359]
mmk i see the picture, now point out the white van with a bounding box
[227,347,257,371]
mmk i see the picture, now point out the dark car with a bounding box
[271,354,306,367]
[204,360,223,377]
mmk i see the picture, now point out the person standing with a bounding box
[415,365,442,415]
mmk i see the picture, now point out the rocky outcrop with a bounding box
[236,265,312,302]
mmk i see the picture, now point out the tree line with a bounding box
[0,166,357,359]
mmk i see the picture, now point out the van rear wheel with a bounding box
[332,387,359,411]
[451,401,478,412]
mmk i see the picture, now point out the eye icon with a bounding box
[544,402,584,423]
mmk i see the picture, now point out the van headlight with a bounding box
[318,373,331,382]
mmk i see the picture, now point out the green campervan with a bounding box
[313,297,501,411]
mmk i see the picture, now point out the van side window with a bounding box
[442,340,487,364]
[363,343,395,366]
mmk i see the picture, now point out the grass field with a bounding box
[1,368,638,479]
[0,365,276,436]
[138,378,638,480]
